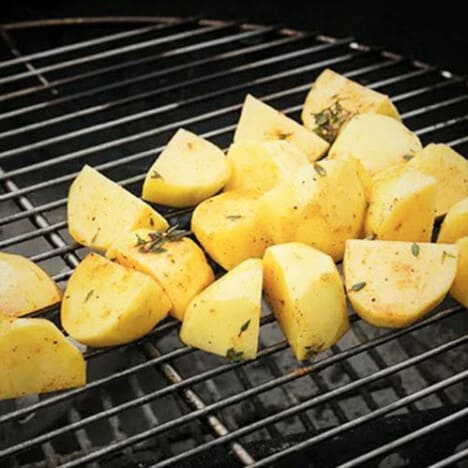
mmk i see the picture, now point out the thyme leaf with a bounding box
[350,281,367,292]
[277,131,293,140]
[226,215,243,221]
[226,348,244,363]
[151,170,163,179]
[303,343,323,362]
[411,242,420,257]
[442,250,456,262]
[135,225,190,254]
[312,101,353,143]
[313,162,327,177]
[403,154,415,161]
[84,289,95,303]
[238,319,251,337]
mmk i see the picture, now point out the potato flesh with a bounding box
[438,197,468,243]
[234,94,329,162]
[106,230,214,321]
[344,240,458,328]
[180,259,262,360]
[0,315,85,400]
[62,253,171,346]
[68,165,168,251]
[0,252,62,317]
[450,237,468,308]
[263,243,349,360]
[142,128,230,207]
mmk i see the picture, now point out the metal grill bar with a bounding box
[429,447,468,468]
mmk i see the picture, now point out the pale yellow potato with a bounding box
[68,165,168,251]
[0,314,85,400]
[438,197,468,243]
[234,94,329,161]
[263,243,349,361]
[224,140,309,194]
[192,191,271,270]
[344,240,458,328]
[0,252,62,317]
[62,253,171,346]
[180,259,262,360]
[408,144,468,217]
[106,229,213,321]
[329,114,422,175]
[450,237,468,308]
[142,129,230,208]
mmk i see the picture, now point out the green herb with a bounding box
[91,229,100,244]
[313,162,327,177]
[277,131,293,140]
[226,348,244,363]
[350,281,367,292]
[411,242,420,257]
[403,154,415,161]
[303,344,322,362]
[312,101,352,143]
[238,319,251,337]
[135,225,190,253]
[151,170,163,179]
[226,215,243,221]
[84,289,94,303]
[442,250,456,262]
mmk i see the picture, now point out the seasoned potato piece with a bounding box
[68,165,168,251]
[192,191,271,270]
[142,129,230,207]
[0,252,61,317]
[438,197,468,243]
[234,94,329,161]
[106,229,213,321]
[344,240,458,328]
[450,237,468,308]
[224,140,309,194]
[0,315,85,400]
[180,259,262,360]
[408,144,468,217]
[263,243,349,360]
[329,114,422,175]
[62,253,171,346]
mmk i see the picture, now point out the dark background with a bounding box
[1,0,467,75]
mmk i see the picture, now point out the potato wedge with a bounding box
[0,252,62,317]
[0,314,85,400]
[234,94,329,161]
[450,237,468,308]
[438,197,468,243]
[142,129,230,207]
[344,240,458,328]
[263,243,349,360]
[62,253,171,346]
[106,229,213,321]
[180,259,262,360]
[68,165,168,251]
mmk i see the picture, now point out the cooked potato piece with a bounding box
[450,237,468,308]
[344,240,458,328]
[142,129,230,207]
[408,144,468,217]
[106,229,213,321]
[302,68,400,135]
[438,197,468,243]
[68,165,168,251]
[62,253,171,346]
[192,191,271,270]
[329,114,422,175]
[224,140,309,194]
[365,167,437,241]
[0,314,85,400]
[180,259,262,360]
[263,243,349,360]
[0,252,62,317]
[234,94,329,161]
[259,160,366,261]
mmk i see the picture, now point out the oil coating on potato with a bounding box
[438,197,468,243]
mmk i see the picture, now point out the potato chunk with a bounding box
[329,114,422,175]
[450,237,468,308]
[62,253,171,346]
[408,144,468,217]
[0,315,85,400]
[234,94,329,162]
[0,252,62,317]
[263,243,349,360]
[106,229,213,321]
[180,259,262,360]
[142,129,230,207]
[438,197,468,243]
[344,240,458,328]
[68,165,168,251]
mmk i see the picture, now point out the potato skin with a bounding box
[438,197,468,243]
[450,237,468,308]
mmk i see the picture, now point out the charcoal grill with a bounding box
[0,16,467,468]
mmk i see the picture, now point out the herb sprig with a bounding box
[350,281,367,292]
[312,101,352,143]
[226,348,244,363]
[135,225,190,253]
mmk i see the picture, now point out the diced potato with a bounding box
[450,237,468,308]
[68,165,168,251]
[302,68,400,135]
[344,240,458,328]
[0,314,85,400]
[408,144,468,217]
[263,243,349,360]
[192,191,271,270]
[106,229,213,321]
[365,167,437,241]
[142,129,230,207]
[224,140,309,194]
[438,197,468,243]
[0,252,62,317]
[259,160,367,261]
[180,259,262,360]
[234,94,329,162]
[62,253,171,346]
[329,114,422,175]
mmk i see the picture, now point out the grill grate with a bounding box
[0,16,467,468]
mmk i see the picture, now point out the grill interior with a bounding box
[0,16,468,468]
